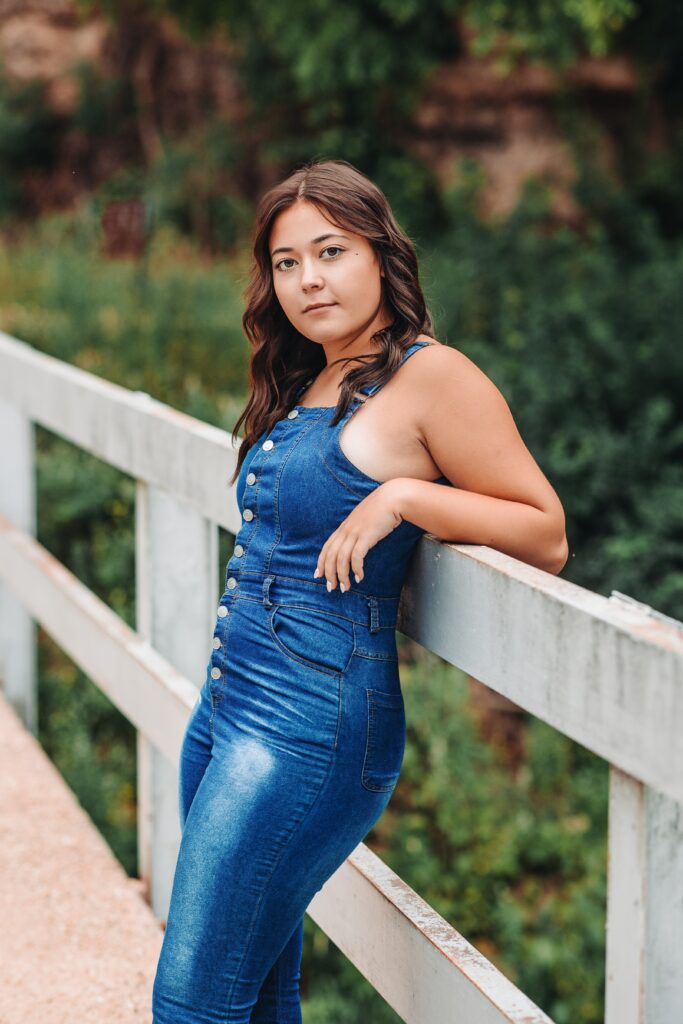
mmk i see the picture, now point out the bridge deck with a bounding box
[0,691,163,1023]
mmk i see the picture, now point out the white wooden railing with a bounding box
[0,329,681,1024]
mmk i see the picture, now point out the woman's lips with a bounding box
[304,303,337,314]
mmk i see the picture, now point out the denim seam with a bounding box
[267,411,327,574]
[239,453,265,568]
[268,605,356,679]
[318,341,431,498]
[353,650,399,662]
[361,688,403,792]
[208,606,236,715]
[318,412,373,499]
[361,689,381,792]
[351,622,399,661]
[236,592,397,630]
[235,569,401,606]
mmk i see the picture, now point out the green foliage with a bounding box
[464,0,637,67]
[74,0,640,240]
[2,146,680,1015]
[95,120,253,252]
[0,211,250,414]
[118,0,638,67]
[0,69,65,219]
[424,164,683,618]
[300,648,608,1023]
[34,432,139,871]
[395,649,607,1023]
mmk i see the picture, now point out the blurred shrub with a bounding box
[424,162,683,617]
[3,146,681,1022]
[35,434,139,873]
[0,211,250,416]
[301,648,607,1023]
[94,120,253,253]
[0,69,66,219]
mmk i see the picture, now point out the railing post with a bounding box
[136,480,219,921]
[0,399,36,734]
[605,766,683,1023]
[643,786,683,1021]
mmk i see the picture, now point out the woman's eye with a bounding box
[274,258,296,272]
[274,246,344,272]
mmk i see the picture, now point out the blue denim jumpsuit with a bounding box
[152,340,449,1023]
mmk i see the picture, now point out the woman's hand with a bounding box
[314,479,407,592]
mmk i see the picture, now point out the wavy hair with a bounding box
[229,158,434,485]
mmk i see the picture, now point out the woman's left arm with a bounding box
[394,345,569,575]
[315,345,568,591]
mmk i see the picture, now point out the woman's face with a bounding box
[269,199,388,355]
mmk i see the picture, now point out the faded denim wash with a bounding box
[152,340,450,1022]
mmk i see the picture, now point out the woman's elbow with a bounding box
[545,533,569,575]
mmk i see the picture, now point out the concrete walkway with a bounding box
[0,691,163,1023]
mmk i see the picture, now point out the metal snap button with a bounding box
[243,508,254,522]
[227,577,237,589]
[234,544,244,557]
[210,667,221,679]
[287,410,299,419]
[262,439,274,451]
[217,606,228,617]
[246,472,256,485]
[213,637,221,649]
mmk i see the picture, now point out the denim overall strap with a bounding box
[295,339,429,403]
[354,340,430,400]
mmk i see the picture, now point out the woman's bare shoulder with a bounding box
[411,335,491,386]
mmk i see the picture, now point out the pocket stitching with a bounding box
[361,688,405,792]
[351,622,399,662]
[269,604,355,678]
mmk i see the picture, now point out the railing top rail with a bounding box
[2,330,682,801]
[0,330,242,533]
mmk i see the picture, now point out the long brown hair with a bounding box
[229,158,434,485]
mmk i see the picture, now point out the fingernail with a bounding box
[354,574,360,583]
[326,581,332,592]
[313,568,320,578]
[339,583,345,593]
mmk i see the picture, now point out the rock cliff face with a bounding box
[413,50,643,225]
[0,1,647,222]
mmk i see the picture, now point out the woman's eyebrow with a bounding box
[270,233,351,257]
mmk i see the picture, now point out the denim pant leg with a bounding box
[153,680,305,1023]
[151,680,337,1024]
[152,639,405,1024]
[249,918,304,1024]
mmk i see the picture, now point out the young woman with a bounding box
[152,159,568,1023]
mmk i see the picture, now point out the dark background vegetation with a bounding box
[1,2,682,1021]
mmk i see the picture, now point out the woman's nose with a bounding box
[300,259,324,289]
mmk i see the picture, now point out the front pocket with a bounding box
[361,688,406,793]
[269,603,356,677]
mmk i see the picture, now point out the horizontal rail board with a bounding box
[308,843,554,1024]
[399,542,683,803]
[2,331,683,799]
[0,514,195,766]
[0,515,555,1023]
[0,331,242,533]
